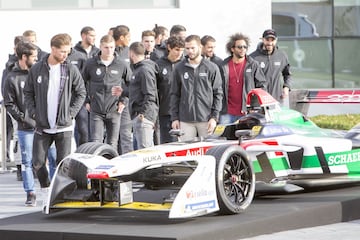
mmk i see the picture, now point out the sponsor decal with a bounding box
[186,148,205,156]
[327,150,360,165]
[143,155,162,163]
[94,165,115,170]
[326,94,360,103]
[185,200,216,211]
[186,189,215,199]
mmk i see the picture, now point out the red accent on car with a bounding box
[87,172,109,179]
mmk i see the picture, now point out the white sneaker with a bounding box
[40,187,49,213]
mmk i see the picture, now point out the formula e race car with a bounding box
[44,89,360,218]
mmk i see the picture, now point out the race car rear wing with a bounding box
[289,89,360,116]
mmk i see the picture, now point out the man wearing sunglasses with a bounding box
[250,29,292,103]
[219,33,267,124]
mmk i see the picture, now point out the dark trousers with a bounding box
[159,115,176,144]
[5,113,14,162]
[90,111,121,151]
[32,130,73,188]
[74,105,90,146]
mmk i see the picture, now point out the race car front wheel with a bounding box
[68,142,119,189]
[206,145,255,214]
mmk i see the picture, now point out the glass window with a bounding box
[334,39,360,88]
[272,0,332,37]
[334,0,360,36]
[278,39,332,88]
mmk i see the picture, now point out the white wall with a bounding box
[0,0,271,98]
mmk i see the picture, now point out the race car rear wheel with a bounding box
[206,145,255,214]
[68,142,119,189]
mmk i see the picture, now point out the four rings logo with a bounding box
[325,94,360,103]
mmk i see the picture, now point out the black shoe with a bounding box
[25,192,37,207]
[16,168,22,181]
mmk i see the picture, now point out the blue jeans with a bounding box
[219,114,243,124]
[132,116,154,149]
[17,130,35,194]
[118,103,133,154]
[47,144,57,180]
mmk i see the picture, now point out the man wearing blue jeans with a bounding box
[129,42,159,149]
[4,41,39,206]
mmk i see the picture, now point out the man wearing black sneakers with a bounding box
[4,41,38,206]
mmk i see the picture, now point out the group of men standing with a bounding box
[1,25,291,207]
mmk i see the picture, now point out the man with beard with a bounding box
[170,35,223,142]
[4,41,38,206]
[24,33,86,193]
[250,29,292,103]
[219,33,267,124]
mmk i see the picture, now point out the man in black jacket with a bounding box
[24,33,86,190]
[156,36,184,143]
[129,42,159,149]
[82,34,131,152]
[250,29,292,103]
[170,35,223,141]
[4,41,38,206]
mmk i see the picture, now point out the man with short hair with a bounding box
[113,24,134,154]
[156,36,185,143]
[201,35,223,69]
[250,29,292,102]
[170,35,223,141]
[142,30,162,62]
[4,41,38,206]
[73,26,100,146]
[24,33,86,190]
[82,35,131,151]
[129,42,159,149]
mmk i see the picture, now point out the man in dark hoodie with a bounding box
[129,42,159,149]
[250,29,292,103]
[4,41,38,206]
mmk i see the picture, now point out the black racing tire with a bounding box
[67,142,119,189]
[206,145,255,214]
[75,142,119,159]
